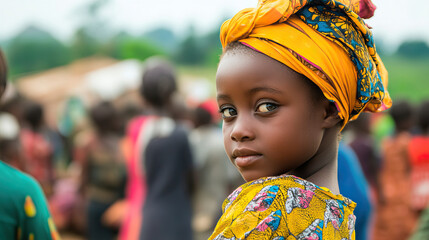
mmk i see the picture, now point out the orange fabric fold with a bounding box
[220,0,392,128]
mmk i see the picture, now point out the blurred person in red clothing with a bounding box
[408,100,429,240]
[20,101,54,196]
[372,100,418,240]
[408,100,429,213]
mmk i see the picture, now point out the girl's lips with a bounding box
[232,148,262,168]
[234,155,263,168]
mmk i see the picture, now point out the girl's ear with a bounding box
[322,102,342,129]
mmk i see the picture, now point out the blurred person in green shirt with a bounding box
[0,49,60,240]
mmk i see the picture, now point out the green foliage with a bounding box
[70,0,113,59]
[99,32,133,59]
[70,27,100,59]
[6,26,71,78]
[173,24,222,67]
[177,65,217,83]
[174,26,204,65]
[201,27,222,67]
[396,40,429,59]
[118,38,166,61]
[383,56,429,102]
[3,18,428,107]
[143,28,178,54]
[204,47,222,67]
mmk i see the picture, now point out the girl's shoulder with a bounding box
[223,175,355,213]
[210,175,356,240]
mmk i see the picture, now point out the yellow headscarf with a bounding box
[220,0,391,127]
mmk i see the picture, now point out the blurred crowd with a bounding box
[0,57,243,240]
[0,55,428,240]
[341,99,429,240]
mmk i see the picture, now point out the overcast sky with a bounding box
[1,0,428,51]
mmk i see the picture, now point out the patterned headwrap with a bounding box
[220,0,391,128]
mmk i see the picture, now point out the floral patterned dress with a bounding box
[209,175,356,240]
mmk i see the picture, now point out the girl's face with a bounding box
[216,49,329,182]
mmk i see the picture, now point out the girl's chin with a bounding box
[240,171,288,182]
[240,171,266,182]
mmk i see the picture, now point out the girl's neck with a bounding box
[306,157,339,195]
[292,150,340,195]
[288,127,340,195]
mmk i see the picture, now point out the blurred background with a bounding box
[0,0,429,240]
[1,0,428,103]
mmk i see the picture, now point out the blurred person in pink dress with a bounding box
[118,115,149,240]
[120,58,194,240]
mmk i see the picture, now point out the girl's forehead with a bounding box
[216,51,306,94]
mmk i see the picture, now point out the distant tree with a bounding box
[174,25,204,65]
[97,31,168,61]
[396,40,429,58]
[70,27,100,59]
[118,38,166,61]
[74,0,111,39]
[99,31,132,59]
[143,27,178,54]
[0,39,10,50]
[70,0,112,59]
[6,26,70,77]
[201,26,222,67]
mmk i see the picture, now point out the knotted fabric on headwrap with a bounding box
[220,0,391,127]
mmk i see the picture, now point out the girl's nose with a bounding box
[230,115,255,142]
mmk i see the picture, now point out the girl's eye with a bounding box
[256,103,278,113]
[220,107,237,118]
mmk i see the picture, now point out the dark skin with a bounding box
[216,48,342,194]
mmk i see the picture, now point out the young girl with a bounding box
[209,0,391,239]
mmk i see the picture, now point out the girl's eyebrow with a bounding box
[217,87,282,101]
[248,87,282,95]
[217,94,231,101]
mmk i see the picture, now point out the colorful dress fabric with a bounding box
[209,175,356,240]
[0,161,60,240]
